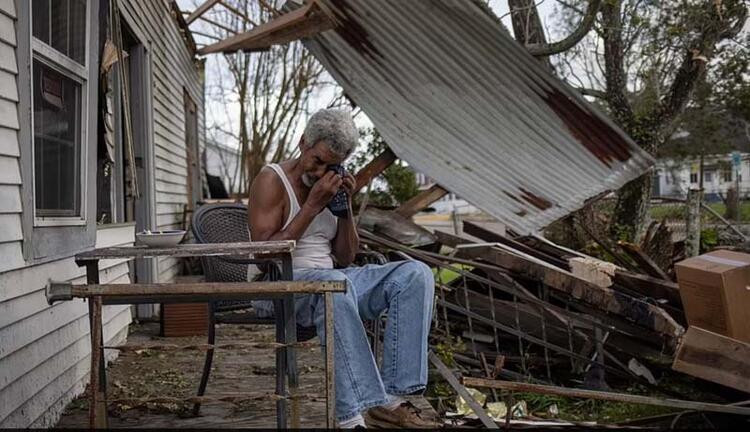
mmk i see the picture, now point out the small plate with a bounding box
[136,230,186,248]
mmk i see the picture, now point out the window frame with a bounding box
[17,0,100,263]
[29,1,91,226]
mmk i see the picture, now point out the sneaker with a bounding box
[366,401,441,429]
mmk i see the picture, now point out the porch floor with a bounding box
[55,321,437,428]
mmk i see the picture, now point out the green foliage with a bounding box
[347,127,419,207]
[700,227,719,252]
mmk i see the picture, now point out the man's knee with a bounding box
[401,261,435,296]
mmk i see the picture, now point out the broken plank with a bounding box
[612,271,682,307]
[395,184,448,218]
[429,352,499,429]
[463,220,568,268]
[186,0,221,24]
[618,241,671,281]
[198,1,334,54]
[459,244,684,339]
[353,149,396,194]
[462,377,750,416]
[672,326,750,394]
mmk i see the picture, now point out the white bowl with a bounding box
[136,230,186,248]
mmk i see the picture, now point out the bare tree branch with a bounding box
[527,0,601,56]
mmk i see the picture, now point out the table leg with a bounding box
[324,292,336,428]
[281,256,300,428]
[273,298,287,429]
[86,260,108,428]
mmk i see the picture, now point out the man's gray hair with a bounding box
[303,109,358,157]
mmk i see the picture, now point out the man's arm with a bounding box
[332,173,360,267]
[249,168,342,242]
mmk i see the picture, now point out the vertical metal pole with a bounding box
[85,261,108,428]
[281,255,300,428]
[324,292,336,428]
[460,272,478,358]
[686,188,702,257]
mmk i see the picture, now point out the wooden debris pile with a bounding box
[349,151,749,429]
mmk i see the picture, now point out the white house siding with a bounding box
[656,153,750,199]
[118,0,205,284]
[0,0,24,274]
[0,223,135,428]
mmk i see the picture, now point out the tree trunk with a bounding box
[610,173,652,242]
[508,0,553,70]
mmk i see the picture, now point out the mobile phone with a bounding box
[326,164,349,218]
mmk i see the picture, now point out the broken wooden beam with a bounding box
[395,184,448,218]
[463,220,568,268]
[186,0,222,24]
[46,281,346,304]
[429,352,499,429]
[458,244,684,339]
[462,377,750,416]
[618,241,671,281]
[198,0,335,54]
[353,148,396,194]
[672,326,750,394]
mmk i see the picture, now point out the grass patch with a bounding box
[651,202,750,222]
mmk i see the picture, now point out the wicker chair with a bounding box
[190,203,387,415]
[190,203,316,415]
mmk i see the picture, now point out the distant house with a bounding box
[203,139,242,197]
[653,153,750,201]
[414,171,479,215]
[0,1,204,427]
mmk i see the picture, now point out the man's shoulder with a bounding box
[251,166,284,196]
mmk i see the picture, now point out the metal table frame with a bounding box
[47,241,340,429]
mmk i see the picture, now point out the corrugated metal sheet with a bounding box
[303,0,654,234]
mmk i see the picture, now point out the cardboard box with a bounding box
[674,250,750,343]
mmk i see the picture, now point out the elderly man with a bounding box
[248,109,437,428]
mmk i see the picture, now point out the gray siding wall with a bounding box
[0,0,204,427]
[118,0,205,284]
[0,0,24,273]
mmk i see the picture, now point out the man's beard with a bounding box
[301,172,317,187]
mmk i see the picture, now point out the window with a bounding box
[690,173,698,183]
[665,174,672,185]
[724,169,733,182]
[704,171,714,183]
[31,0,88,222]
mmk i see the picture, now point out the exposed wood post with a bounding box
[324,293,336,428]
[686,188,702,257]
[395,184,448,218]
[352,148,396,194]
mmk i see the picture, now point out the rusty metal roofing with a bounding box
[303,0,654,234]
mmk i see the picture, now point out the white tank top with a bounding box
[253,163,338,269]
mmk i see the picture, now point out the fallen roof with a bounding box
[303,0,654,234]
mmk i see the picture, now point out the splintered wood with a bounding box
[672,326,750,394]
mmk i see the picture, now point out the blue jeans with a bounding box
[277,261,435,421]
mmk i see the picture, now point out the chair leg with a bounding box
[193,305,216,416]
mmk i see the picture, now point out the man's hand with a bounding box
[341,172,357,199]
[305,171,343,212]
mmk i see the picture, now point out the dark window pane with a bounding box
[32,0,50,44]
[70,0,87,64]
[33,59,81,217]
[33,0,86,65]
